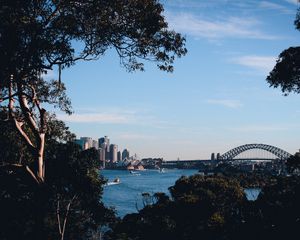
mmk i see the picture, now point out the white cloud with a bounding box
[166,12,278,40]
[230,55,276,73]
[285,0,299,5]
[259,1,294,14]
[228,125,288,132]
[57,113,134,124]
[57,108,170,129]
[117,133,157,140]
[206,99,243,109]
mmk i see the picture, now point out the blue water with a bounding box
[101,169,198,217]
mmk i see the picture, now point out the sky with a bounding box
[56,0,300,160]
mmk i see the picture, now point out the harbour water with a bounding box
[101,169,198,217]
[101,169,260,217]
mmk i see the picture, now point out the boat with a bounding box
[104,177,121,186]
[129,170,141,176]
[113,177,120,183]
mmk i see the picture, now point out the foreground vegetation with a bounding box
[107,173,300,240]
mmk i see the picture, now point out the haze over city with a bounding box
[57,0,300,160]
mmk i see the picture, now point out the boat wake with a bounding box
[105,181,121,186]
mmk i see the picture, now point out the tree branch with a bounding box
[0,164,39,184]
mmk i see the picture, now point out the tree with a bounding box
[107,175,246,240]
[0,0,187,183]
[0,115,115,239]
[286,153,300,174]
[267,7,300,94]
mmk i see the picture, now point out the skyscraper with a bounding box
[74,138,84,150]
[92,140,98,149]
[99,136,110,160]
[80,137,93,150]
[110,144,118,163]
[122,149,130,160]
[98,148,106,168]
[117,151,121,161]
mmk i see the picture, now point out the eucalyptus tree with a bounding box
[0,0,187,183]
[267,8,300,94]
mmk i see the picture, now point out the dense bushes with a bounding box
[107,174,300,240]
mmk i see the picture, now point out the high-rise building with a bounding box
[122,149,130,160]
[99,136,110,160]
[98,148,106,168]
[117,151,121,161]
[99,136,110,147]
[92,140,98,149]
[80,137,93,150]
[110,144,118,163]
[75,139,84,150]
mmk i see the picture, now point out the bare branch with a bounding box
[13,118,36,150]
[57,199,62,235]
[61,195,78,240]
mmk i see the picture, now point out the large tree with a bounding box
[0,0,187,183]
[0,114,116,239]
[267,7,300,94]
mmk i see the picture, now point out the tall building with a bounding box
[98,148,106,168]
[99,136,110,160]
[110,144,118,163]
[117,151,121,162]
[75,138,84,150]
[122,149,130,160]
[99,136,110,147]
[80,137,93,150]
[92,140,98,149]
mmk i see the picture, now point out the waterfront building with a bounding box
[75,138,84,150]
[99,136,110,160]
[98,148,106,168]
[92,140,98,150]
[122,149,130,160]
[117,151,121,162]
[99,136,110,147]
[110,144,118,163]
[80,137,93,150]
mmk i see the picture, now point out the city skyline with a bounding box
[57,0,300,160]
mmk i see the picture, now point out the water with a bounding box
[244,188,261,201]
[101,169,198,217]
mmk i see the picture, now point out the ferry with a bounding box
[105,177,121,186]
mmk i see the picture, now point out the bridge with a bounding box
[161,143,292,169]
[219,143,292,161]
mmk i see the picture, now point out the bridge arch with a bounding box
[220,143,292,160]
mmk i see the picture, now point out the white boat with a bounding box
[105,177,121,186]
[129,170,141,176]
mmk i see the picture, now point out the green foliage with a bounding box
[286,154,300,174]
[0,116,115,239]
[107,174,300,240]
[267,9,300,94]
[0,0,187,183]
[107,175,245,240]
[0,0,186,87]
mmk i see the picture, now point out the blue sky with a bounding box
[56,0,300,160]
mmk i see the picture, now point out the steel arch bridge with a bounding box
[220,143,292,160]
